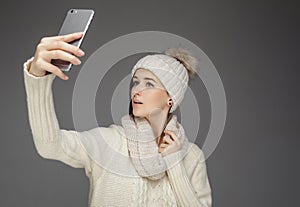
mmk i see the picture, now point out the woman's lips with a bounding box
[133,101,143,106]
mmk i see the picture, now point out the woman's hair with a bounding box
[128,78,135,118]
[128,48,198,118]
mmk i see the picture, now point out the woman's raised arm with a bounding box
[23,33,93,176]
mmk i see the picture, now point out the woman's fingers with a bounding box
[164,130,180,144]
[162,135,173,144]
[41,61,69,80]
[158,130,182,157]
[41,32,84,44]
[158,147,164,153]
[158,130,183,157]
[44,40,85,57]
[45,50,82,65]
[164,130,176,139]
[160,143,169,148]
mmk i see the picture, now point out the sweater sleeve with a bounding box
[23,57,92,176]
[163,144,212,207]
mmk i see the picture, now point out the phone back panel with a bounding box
[52,9,94,71]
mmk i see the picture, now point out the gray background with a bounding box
[1,0,299,206]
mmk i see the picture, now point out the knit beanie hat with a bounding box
[131,48,198,113]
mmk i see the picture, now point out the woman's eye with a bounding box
[146,82,154,87]
[132,81,153,87]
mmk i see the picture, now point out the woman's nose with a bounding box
[131,85,146,96]
[131,87,143,98]
[131,89,142,99]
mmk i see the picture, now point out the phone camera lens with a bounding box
[70,10,74,13]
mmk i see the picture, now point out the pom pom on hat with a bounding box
[164,48,198,80]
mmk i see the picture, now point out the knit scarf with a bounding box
[121,113,189,180]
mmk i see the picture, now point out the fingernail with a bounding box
[78,50,85,56]
[64,76,69,80]
[75,59,81,64]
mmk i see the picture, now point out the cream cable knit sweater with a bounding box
[23,58,212,207]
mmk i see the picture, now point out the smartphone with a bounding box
[51,9,94,71]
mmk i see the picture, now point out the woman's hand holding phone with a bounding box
[28,32,85,80]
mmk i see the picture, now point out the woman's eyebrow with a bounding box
[133,76,157,83]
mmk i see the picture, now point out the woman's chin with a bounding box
[133,110,146,118]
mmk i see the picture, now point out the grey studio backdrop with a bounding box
[1,0,299,206]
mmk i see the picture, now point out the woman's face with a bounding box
[131,68,171,119]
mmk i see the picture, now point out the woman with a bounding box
[23,32,212,206]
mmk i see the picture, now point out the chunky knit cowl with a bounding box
[121,113,189,180]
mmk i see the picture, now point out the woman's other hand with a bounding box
[28,32,85,80]
[158,130,181,157]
